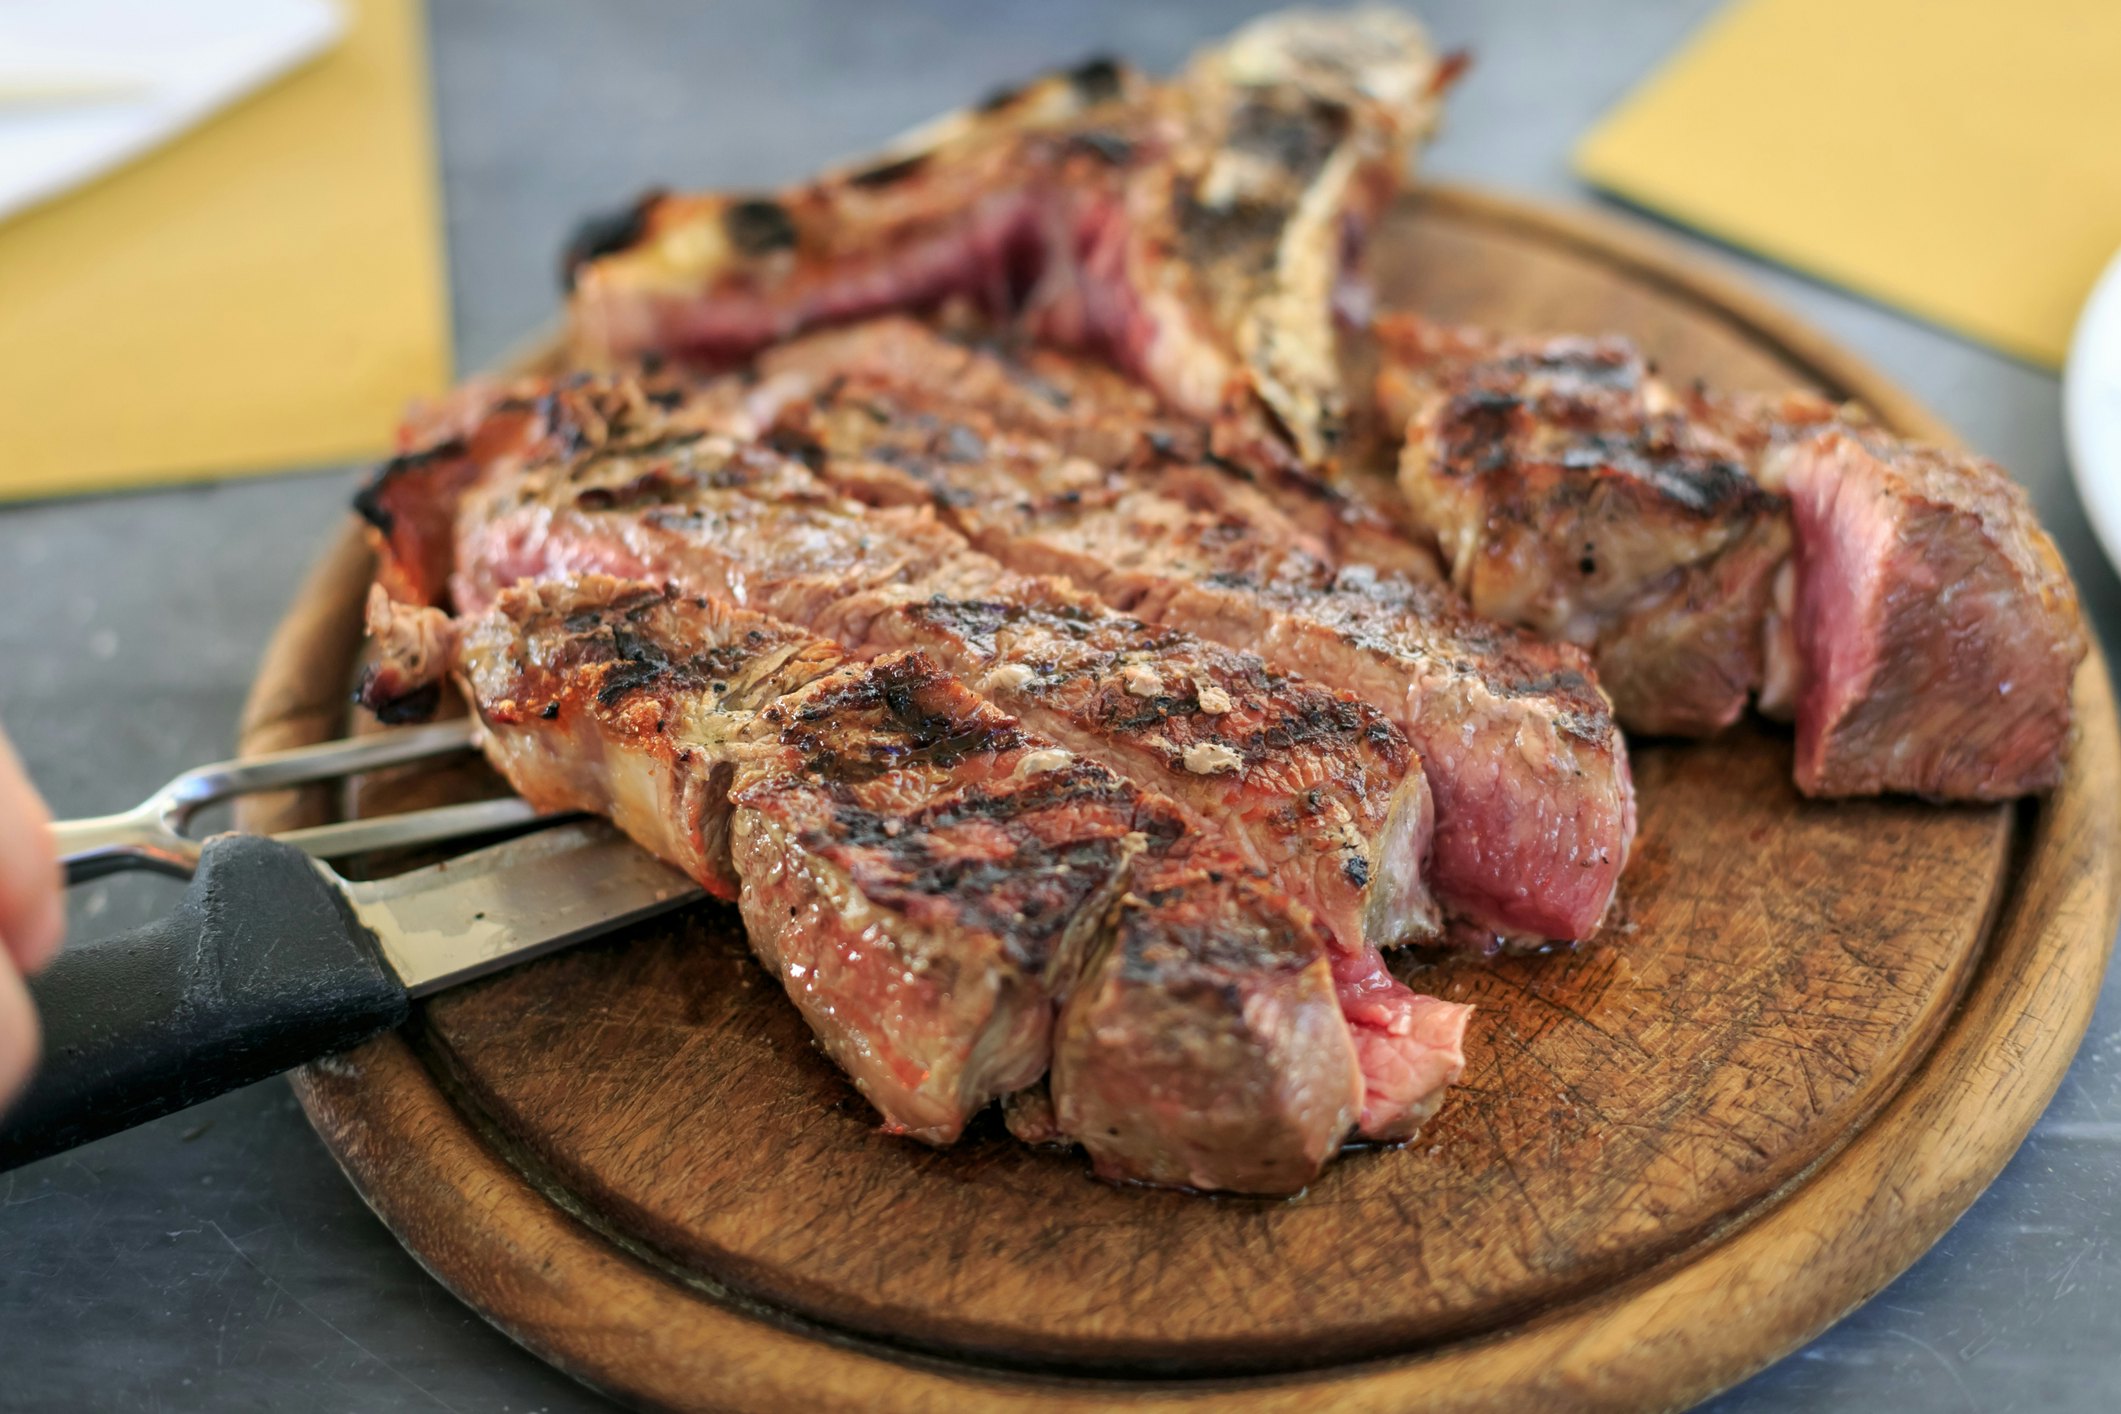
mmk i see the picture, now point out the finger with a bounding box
[0,729,62,973]
[0,955,38,1114]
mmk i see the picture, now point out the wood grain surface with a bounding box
[236,186,2121,1412]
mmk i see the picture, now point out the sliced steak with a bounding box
[368,573,1431,1190]
[1056,849,1463,1191]
[747,320,1635,943]
[365,374,1466,1143]
[436,378,1438,951]
[1767,430,2086,798]
[831,587,1436,948]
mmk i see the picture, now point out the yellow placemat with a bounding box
[1576,0,2121,369]
[0,0,449,501]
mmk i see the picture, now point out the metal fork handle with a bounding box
[154,720,483,811]
[52,720,522,883]
[53,808,201,882]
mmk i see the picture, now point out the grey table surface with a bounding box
[2,2,2117,1409]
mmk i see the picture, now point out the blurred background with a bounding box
[1,2,2117,1409]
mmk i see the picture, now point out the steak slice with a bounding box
[377,375,1465,1142]
[823,584,1462,1140]
[829,588,1437,950]
[375,576,1132,1142]
[367,574,1409,1190]
[746,320,1635,943]
[1766,430,2087,798]
[1376,315,1837,736]
[1378,315,2088,799]
[1056,849,1461,1190]
[563,9,1453,488]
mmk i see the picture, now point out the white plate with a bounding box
[0,0,343,225]
[2066,245,2121,578]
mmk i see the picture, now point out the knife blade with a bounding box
[350,821,704,996]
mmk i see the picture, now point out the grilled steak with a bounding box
[361,375,1469,1146]
[745,318,1635,943]
[364,574,1464,1190]
[1764,430,2087,798]
[1377,315,2086,798]
[563,9,1453,498]
[431,380,1437,951]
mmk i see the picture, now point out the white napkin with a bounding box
[0,0,344,224]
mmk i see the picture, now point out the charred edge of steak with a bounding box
[1066,56,1127,105]
[725,198,802,258]
[560,189,667,290]
[353,673,441,726]
[355,438,479,608]
[768,651,1032,782]
[353,437,471,538]
[977,55,1131,115]
[847,151,933,189]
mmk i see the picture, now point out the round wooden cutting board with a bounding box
[237,186,2121,1413]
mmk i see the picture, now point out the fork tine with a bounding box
[54,720,502,883]
[275,798,569,865]
[158,720,485,816]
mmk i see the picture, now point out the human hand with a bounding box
[0,727,62,1109]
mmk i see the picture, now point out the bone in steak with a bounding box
[360,377,1469,1153]
[1376,315,2087,798]
[742,318,1635,943]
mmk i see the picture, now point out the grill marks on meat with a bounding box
[1378,315,2088,800]
[1377,316,1833,737]
[435,380,1440,956]
[378,375,1467,1148]
[745,319,1634,943]
[439,578,1127,1143]
[1774,431,2086,799]
[381,574,1433,1189]
[852,591,1439,951]
[831,586,1461,1139]
[563,9,1452,487]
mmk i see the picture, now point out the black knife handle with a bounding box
[0,834,409,1171]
